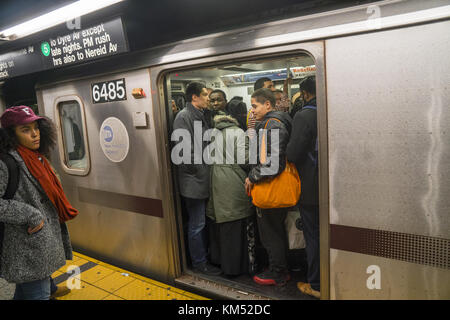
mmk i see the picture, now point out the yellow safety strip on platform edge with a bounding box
[54,251,208,300]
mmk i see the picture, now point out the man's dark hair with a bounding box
[254,77,272,91]
[299,76,316,95]
[209,89,227,101]
[185,82,206,102]
[251,88,275,108]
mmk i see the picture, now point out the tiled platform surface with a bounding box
[0,252,207,300]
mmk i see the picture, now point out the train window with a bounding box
[56,98,90,175]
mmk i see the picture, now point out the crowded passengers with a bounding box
[171,76,320,298]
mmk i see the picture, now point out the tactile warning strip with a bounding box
[52,261,94,285]
[52,252,208,300]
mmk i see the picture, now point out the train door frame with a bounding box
[0,84,6,113]
[150,41,330,299]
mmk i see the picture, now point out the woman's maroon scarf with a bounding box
[17,145,79,223]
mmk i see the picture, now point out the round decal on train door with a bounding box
[99,117,130,162]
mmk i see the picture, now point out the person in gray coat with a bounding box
[0,106,76,300]
[172,82,221,276]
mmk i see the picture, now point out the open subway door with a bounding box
[151,42,328,300]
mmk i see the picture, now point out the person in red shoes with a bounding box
[245,88,292,286]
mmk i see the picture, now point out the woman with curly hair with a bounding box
[0,106,78,300]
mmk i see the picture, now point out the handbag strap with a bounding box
[260,118,281,164]
[0,153,20,267]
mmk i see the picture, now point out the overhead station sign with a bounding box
[0,17,128,80]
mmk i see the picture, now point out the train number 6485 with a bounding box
[91,78,127,103]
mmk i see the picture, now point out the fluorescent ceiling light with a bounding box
[0,0,124,40]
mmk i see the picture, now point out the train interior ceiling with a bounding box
[166,54,315,112]
[166,53,317,300]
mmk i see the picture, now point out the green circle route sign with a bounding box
[41,42,50,56]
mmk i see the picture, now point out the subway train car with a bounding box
[25,0,450,299]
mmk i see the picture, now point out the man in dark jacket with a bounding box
[286,76,320,298]
[244,88,292,286]
[172,82,222,276]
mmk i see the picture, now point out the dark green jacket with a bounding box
[206,114,253,223]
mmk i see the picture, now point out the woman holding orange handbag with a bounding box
[244,88,293,286]
[0,106,78,300]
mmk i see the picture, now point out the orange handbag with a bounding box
[250,118,301,209]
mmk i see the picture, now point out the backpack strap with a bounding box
[0,153,20,200]
[0,153,19,269]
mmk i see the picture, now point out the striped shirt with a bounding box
[247,110,257,139]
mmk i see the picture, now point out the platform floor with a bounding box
[0,251,207,300]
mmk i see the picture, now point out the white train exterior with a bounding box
[18,0,450,299]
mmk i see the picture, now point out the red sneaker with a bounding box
[253,270,290,286]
